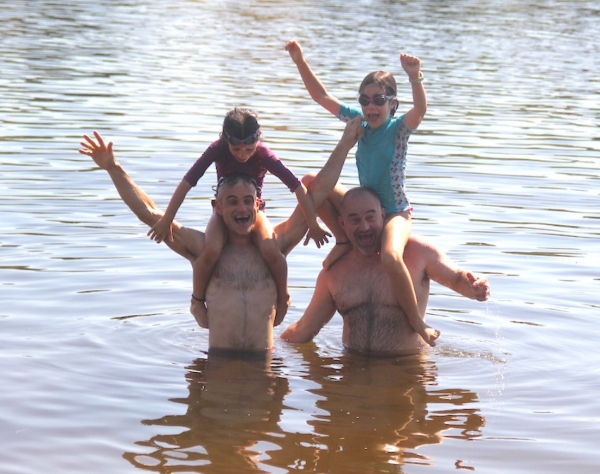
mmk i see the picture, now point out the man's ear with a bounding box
[338,215,345,230]
[215,200,223,216]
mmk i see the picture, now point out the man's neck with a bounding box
[226,231,254,247]
[350,246,382,260]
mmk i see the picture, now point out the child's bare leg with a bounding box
[190,211,227,328]
[301,173,351,269]
[381,213,440,347]
[254,211,289,326]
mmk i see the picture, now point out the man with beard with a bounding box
[282,186,490,355]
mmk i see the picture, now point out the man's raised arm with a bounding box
[275,117,363,255]
[79,131,203,263]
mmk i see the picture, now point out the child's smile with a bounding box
[359,84,396,129]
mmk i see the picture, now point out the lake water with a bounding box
[1,0,599,472]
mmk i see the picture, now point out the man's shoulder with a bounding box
[405,236,440,259]
[169,221,206,263]
[403,236,445,281]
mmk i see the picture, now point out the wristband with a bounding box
[409,71,424,84]
[335,241,351,246]
[191,294,205,302]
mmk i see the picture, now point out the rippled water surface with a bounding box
[1,0,599,473]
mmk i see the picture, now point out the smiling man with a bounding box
[79,118,364,353]
[282,186,491,355]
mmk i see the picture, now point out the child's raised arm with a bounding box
[147,179,192,243]
[285,40,341,117]
[400,53,427,130]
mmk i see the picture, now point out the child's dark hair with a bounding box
[221,108,261,143]
[359,71,399,116]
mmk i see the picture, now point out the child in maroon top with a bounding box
[148,108,330,326]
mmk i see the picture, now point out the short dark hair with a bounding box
[340,187,381,213]
[214,172,260,198]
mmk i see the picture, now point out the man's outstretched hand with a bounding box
[79,131,117,170]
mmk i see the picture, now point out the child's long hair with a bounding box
[221,108,261,142]
[359,71,399,116]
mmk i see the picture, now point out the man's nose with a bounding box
[357,219,370,231]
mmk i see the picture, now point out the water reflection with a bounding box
[4,0,599,472]
[124,352,289,472]
[271,349,484,473]
[126,348,484,473]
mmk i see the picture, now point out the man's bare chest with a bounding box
[211,245,274,291]
[329,261,396,314]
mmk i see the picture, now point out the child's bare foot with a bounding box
[190,298,208,328]
[421,326,440,347]
[274,293,291,326]
[322,242,352,269]
[411,317,440,347]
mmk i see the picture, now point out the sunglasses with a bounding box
[358,94,395,107]
[225,129,260,146]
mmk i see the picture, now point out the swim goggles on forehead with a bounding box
[357,94,395,107]
[225,129,260,146]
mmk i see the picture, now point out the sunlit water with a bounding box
[1,0,599,473]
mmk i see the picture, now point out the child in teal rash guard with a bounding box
[286,40,439,347]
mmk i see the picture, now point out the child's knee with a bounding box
[260,242,286,264]
[196,247,221,268]
[301,172,317,187]
[381,248,403,270]
[204,238,225,255]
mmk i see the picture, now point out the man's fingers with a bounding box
[82,134,96,147]
[93,131,106,148]
[356,126,364,141]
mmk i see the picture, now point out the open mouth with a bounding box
[234,215,250,224]
[356,232,374,246]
